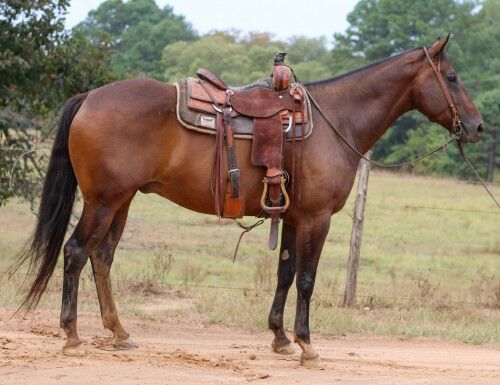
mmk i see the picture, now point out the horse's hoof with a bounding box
[98,338,137,351]
[113,339,137,350]
[62,342,87,357]
[300,351,321,368]
[272,339,295,355]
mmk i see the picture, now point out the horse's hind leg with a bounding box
[60,203,116,352]
[268,221,296,355]
[89,197,134,349]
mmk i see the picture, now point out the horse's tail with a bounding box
[15,92,88,311]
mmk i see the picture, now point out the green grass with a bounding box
[0,171,499,344]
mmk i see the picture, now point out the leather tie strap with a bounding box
[213,111,225,217]
[223,108,240,199]
[199,79,242,217]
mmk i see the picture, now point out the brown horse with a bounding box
[18,35,483,365]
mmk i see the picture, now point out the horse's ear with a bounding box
[428,33,451,57]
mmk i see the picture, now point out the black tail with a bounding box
[15,92,88,310]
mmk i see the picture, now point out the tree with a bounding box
[331,0,500,180]
[287,36,334,81]
[475,89,499,181]
[75,0,197,79]
[333,0,474,61]
[163,32,286,84]
[455,0,500,181]
[162,32,335,84]
[0,1,115,205]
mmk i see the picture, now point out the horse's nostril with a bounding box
[477,123,485,133]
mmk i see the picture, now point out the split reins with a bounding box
[304,47,499,209]
[304,47,462,168]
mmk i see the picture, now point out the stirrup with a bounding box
[260,175,290,214]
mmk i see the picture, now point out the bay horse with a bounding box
[18,35,483,365]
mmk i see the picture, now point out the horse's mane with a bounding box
[305,47,421,87]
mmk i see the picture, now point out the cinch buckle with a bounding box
[228,168,240,178]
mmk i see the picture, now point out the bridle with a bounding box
[304,47,499,208]
[304,47,464,168]
[422,47,498,208]
[422,46,463,140]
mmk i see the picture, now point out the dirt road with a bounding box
[0,309,498,385]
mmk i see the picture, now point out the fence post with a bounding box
[343,150,372,307]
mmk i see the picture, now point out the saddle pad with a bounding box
[175,79,313,141]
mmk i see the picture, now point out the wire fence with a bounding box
[1,174,498,310]
[134,281,498,308]
[1,197,498,260]
[1,270,495,308]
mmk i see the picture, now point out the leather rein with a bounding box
[305,47,462,168]
[305,47,499,208]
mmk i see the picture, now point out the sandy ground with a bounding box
[0,308,498,385]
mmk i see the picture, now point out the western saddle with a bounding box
[184,52,306,249]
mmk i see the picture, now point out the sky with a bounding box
[65,0,358,41]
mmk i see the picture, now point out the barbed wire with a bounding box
[159,282,497,308]
[1,205,497,251]
[1,271,494,307]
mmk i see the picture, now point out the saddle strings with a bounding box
[232,219,265,262]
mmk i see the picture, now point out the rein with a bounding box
[304,47,462,168]
[304,48,499,209]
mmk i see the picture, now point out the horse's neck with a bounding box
[308,54,418,154]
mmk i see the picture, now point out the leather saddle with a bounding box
[177,52,308,249]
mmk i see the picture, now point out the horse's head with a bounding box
[412,34,484,143]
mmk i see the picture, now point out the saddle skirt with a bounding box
[175,78,313,140]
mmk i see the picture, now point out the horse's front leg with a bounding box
[268,221,296,355]
[293,213,331,366]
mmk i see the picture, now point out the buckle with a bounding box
[228,168,240,178]
[283,115,293,133]
[213,104,232,113]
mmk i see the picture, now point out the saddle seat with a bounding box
[187,69,307,125]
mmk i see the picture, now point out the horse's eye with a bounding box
[447,74,457,83]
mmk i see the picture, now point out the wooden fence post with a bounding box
[343,150,372,307]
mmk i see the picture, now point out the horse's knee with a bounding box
[296,271,315,300]
[277,263,295,290]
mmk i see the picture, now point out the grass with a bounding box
[0,170,499,345]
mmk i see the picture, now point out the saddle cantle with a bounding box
[175,52,313,249]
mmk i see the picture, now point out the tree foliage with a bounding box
[0,1,114,205]
[163,32,335,84]
[75,0,196,79]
